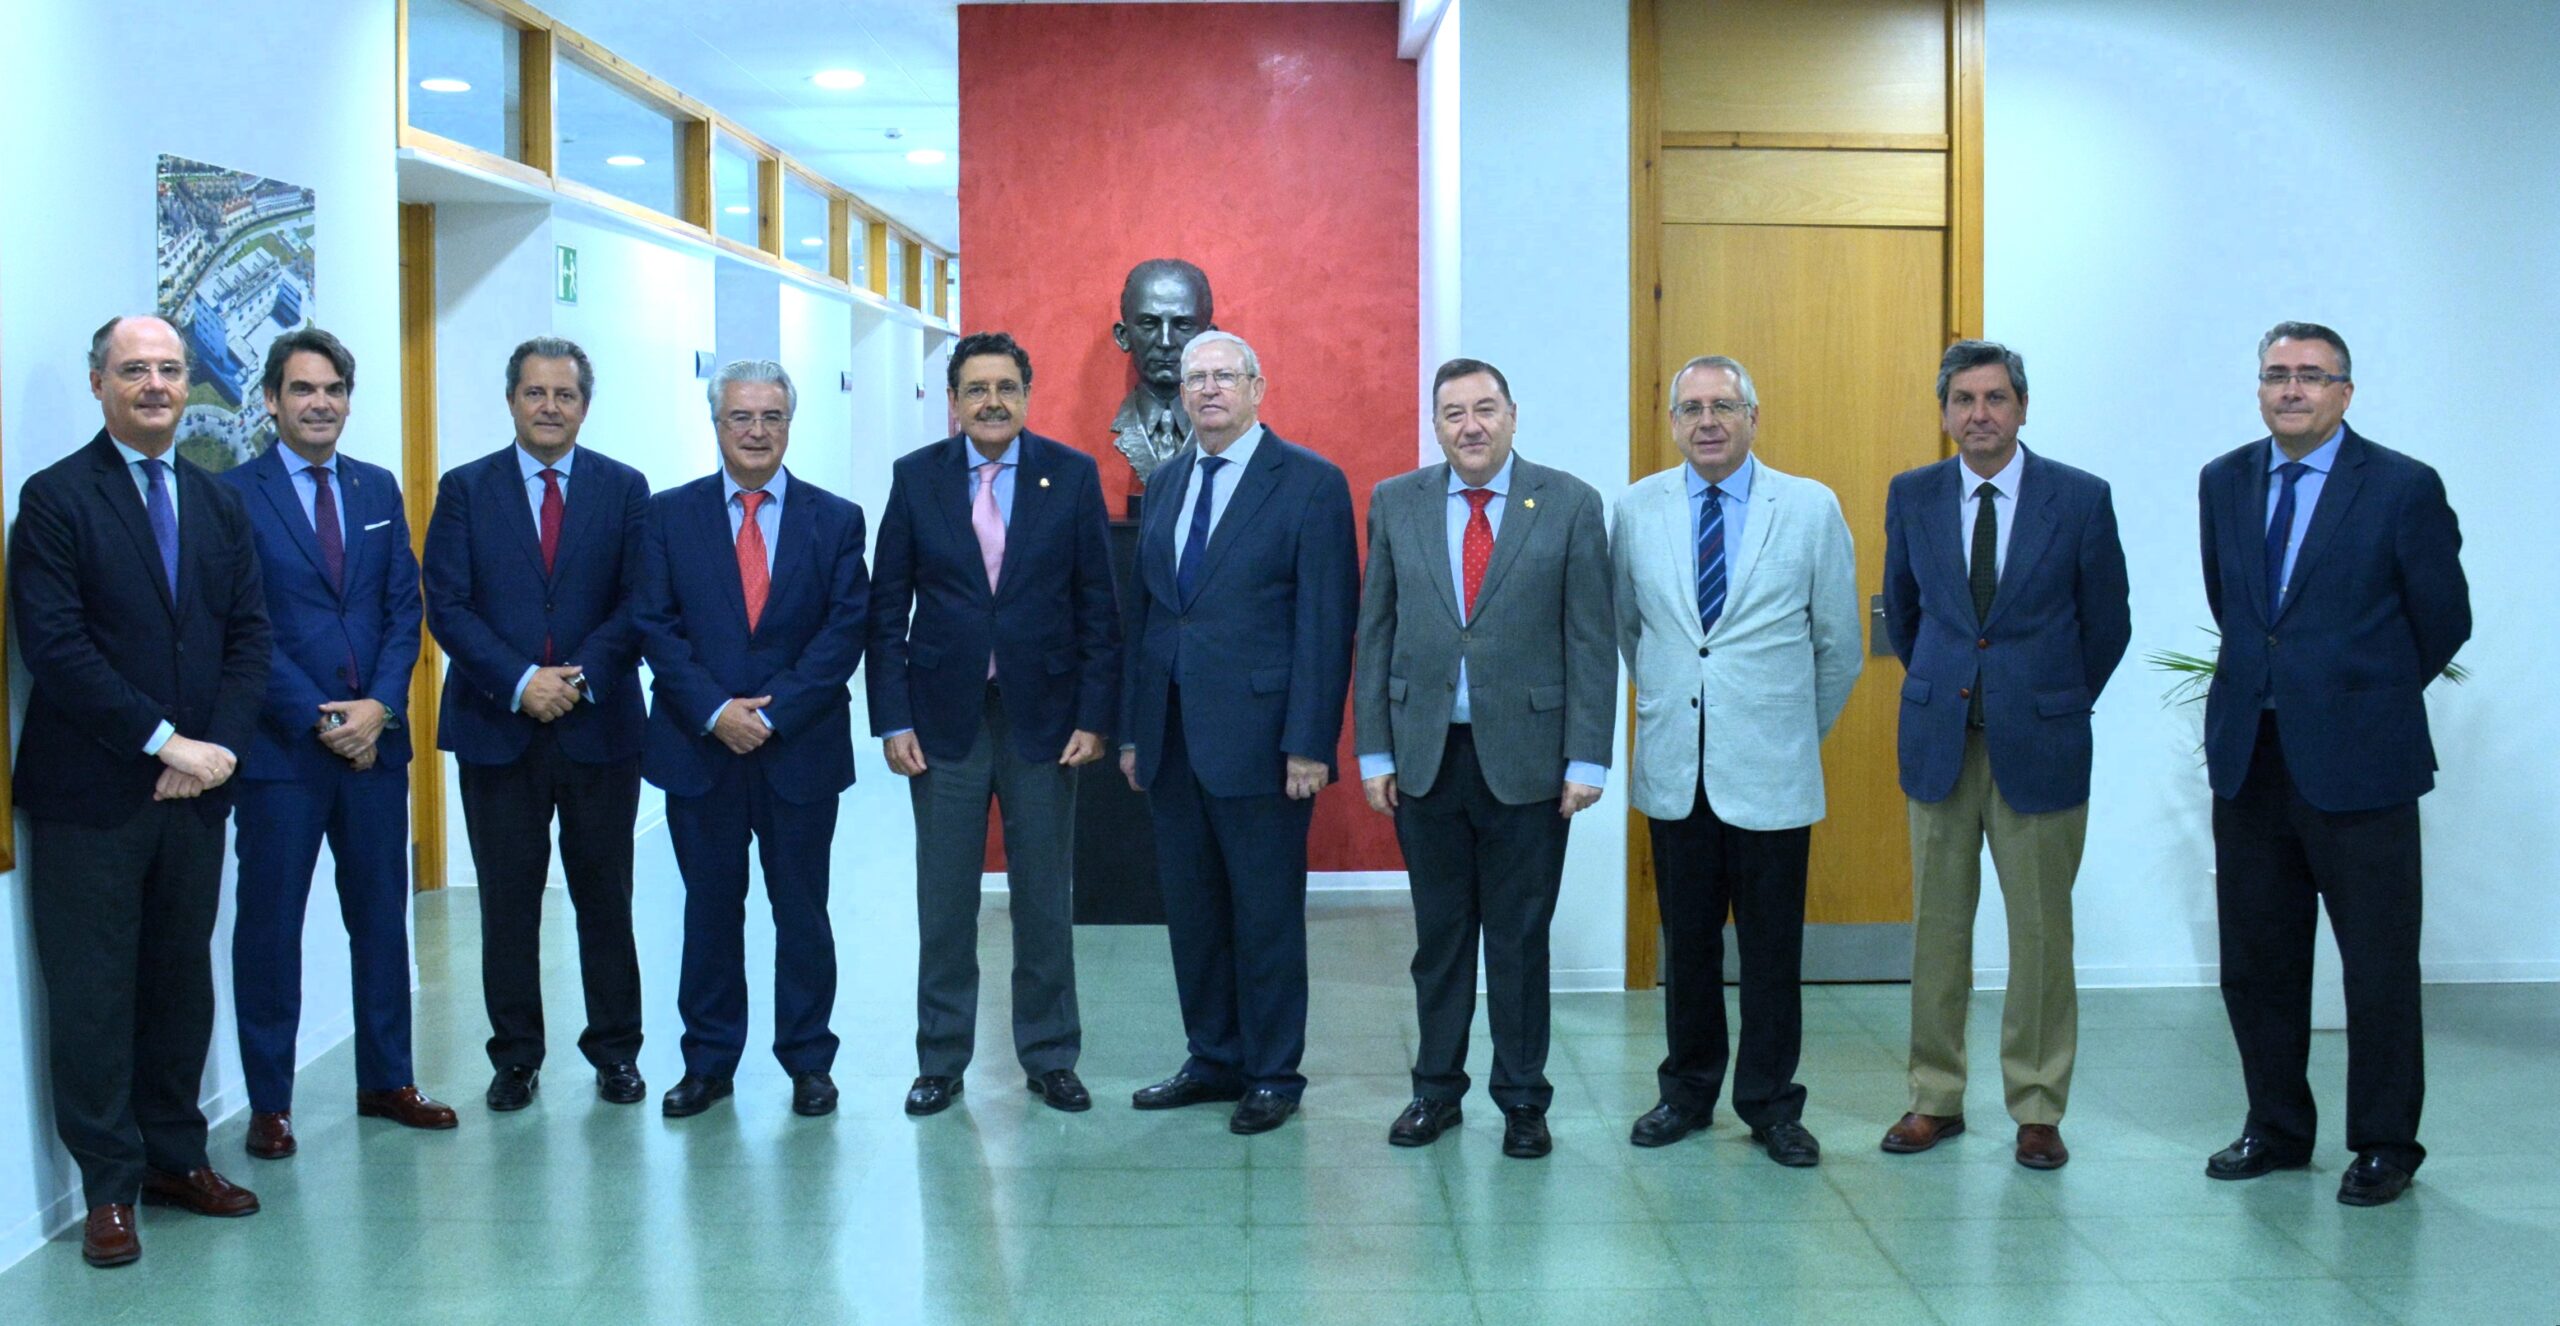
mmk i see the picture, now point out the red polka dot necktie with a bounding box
[1461,488,1496,620]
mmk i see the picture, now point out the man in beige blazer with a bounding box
[1614,355,1862,1167]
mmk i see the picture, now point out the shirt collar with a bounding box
[1198,422,1264,472]
[517,442,574,480]
[1686,454,1755,503]
[1963,444,2025,500]
[2269,425,2346,476]
[1448,453,1516,497]
[964,436,1022,469]
[284,447,340,479]
[108,434,171,469]
[723,465,789,507]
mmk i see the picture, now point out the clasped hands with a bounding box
[1364,773,1601,819]
[886,729,1107,777]
[153,734,237,800]
[1116,750,1331,800]
[521,664,585,722]
[312,697,390,771]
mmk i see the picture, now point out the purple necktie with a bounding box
[142,458,178,598]
[308,465,345,594]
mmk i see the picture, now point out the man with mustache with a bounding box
[12,314,273,1265]
[223,328,456,1164]
[635,360,871,1119]
[868,331,1121,1117]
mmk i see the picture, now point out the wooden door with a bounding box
[1627,0,1983,985]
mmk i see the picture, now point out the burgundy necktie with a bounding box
[309,466,359,693]
[538,468,564,664]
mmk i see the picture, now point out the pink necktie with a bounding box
[972,461,1005,678]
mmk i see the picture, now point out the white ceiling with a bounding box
[531,0,966,252]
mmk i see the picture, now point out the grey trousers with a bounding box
[910,687,1082,1078]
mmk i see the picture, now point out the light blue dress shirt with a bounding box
[110,435,182,755]
[883,442,1017,743]
[1685,452,1755,561]
[2265,425,2343,600]
[1171,424,1264,571]
[708,467,789,733]
[1357,454,1606,790]
[509,444,577,712]
[286,449,347,547]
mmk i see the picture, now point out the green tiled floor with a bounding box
[11,888,2558,1324]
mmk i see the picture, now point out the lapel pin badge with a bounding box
[1522,498,1536,509]
[1039,477,1050,488]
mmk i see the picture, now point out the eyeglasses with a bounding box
[2258,370,2349,388]
[721,410,791,430]
[114,360,189,384]
[1181,369,1253,392]
[959,382,1024,403]
[1672,399,1750,424]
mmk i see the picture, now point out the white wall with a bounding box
[1424,0,1636,989]
[0,0,400,1267]
[1978,0,2560,985]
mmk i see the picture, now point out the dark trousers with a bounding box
[911,684,1081,1078]
[665,761,842,1078]
[1649,787,1810,1127]
[1395,727,1570,1111]
[1151,688,1314,1098]
[2214,712,2426,1171]
[30,804,225,1206]
[458,728,644,1072]
[233,765,415,1112]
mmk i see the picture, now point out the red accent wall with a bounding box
[959,3,1415,872]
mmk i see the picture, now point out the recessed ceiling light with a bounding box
[810,69,867,91]
[906,148,947,166]
[800,237,824,248]
[605,154,647,168]
[418,77,472,94]
[724,204,752,216]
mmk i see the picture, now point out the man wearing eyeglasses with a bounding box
[2197,322,2469,1207]
[867,332,1121,1119]
[634,360,871,1120]
[1613,355,1861,1168]
[1119,331,1359,1135]
[13,315,273,1265]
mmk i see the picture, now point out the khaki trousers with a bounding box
[1906,732,2087,1125]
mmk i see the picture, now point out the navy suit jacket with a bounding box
[865,431,1121,763]
[634,469,870,804]
[1883,447,2131,814]
[422,443,649,766]
[222,445,422,780]
[2199,427,2469,812]
[1121,427,1358,798]
[9,431,272,826]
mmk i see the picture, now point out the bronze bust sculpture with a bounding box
[1109,258,1214,486]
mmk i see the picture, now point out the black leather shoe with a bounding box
[1388,1097,1463,1147]
[1750,1120,1822,1168]
[1629,1100,1712,1148]
[1229,1089,1298,1135]
[1502,1106,1553,1159]
[1131,1072,1246,1111]
[792,1072,838,1117]
[661,1075,733,1118]
[2205,1133,2312,1181]
[485,1066,538,1113]
[1027,1069,1092,1113]
[905,1075,962,1116]
[595,1061,646,1105]
[2337,1152,2415,1207]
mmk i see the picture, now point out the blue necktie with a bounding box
[2264,461,2309,613]
[1176,454,1230,607]
[142,457,178,598]
[1696,483,1727,636]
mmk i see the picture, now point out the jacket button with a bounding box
[1697,646,1709,658]
[1959,687,1971,700]
[2266,635,2277,648]
[1690,697,1699,708]
[1976,638,1990,650]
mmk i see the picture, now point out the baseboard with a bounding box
[1976,960,2560,990]
[982,871,1412,895]
[1553,966,1626,993]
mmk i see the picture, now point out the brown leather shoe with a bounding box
[81,1204,139,1267]
[2015,1123,2069,1170]
[1880,1112,1966,1154]
[246,1111,296,1159]
[139,1167,259,1217]
[357,1085,460,1131]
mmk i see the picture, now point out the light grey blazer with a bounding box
[1614,458,1863,830]
[1353,456,1616,804]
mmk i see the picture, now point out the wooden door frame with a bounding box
[1623,0,1984,989]
[400,202,447,892]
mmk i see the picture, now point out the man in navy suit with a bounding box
[2198,322,2469,1207]
[224,329,456,1163]
[1879,341,2130,1170]
[868,332,1120,1118]
[1118,331,1358,1134]
[12,314,271,1265]
[423,337,653,1113]
[636,360,870,1119]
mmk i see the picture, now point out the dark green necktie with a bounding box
[1969,481,1998,726]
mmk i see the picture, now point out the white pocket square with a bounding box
[363,519,393,531]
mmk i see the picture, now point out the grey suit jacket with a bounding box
[1614,458,1862,829]
[1353,456,1616,804]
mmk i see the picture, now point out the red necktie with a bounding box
[737,490,771,632]
[538,468,564,664]
[1461,488,1495,619]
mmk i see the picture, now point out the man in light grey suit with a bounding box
[1615,354,1862,1167]
[1354,358,1616,1160]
